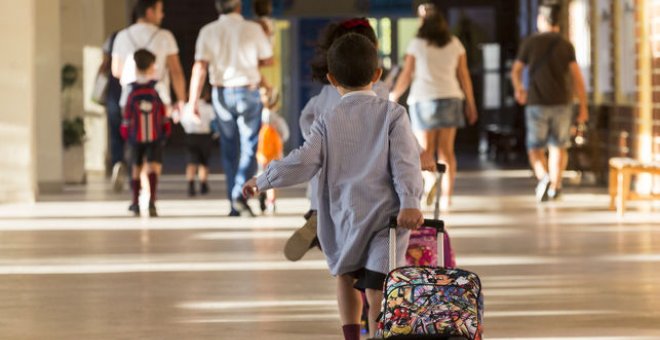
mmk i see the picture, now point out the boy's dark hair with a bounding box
[310,18,378,84]
[416,4,452,48]
[253,0,272,17]
[215,0,241,14]
[134,0,162,19]
[134,49,156,72]
[539,4,561,26]
[327,33,378,88]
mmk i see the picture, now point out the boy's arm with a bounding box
[248,117,324,195]
[389,106,424,210]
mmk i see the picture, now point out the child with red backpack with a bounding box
[120,49,171,217]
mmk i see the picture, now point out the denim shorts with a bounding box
[525,105,573,149]
[409,98,465,130]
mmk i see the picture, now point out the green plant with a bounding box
[62,117,86,148]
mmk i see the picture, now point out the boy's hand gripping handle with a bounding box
[388,217,445,272]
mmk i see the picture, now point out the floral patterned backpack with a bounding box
[379,218,484,339]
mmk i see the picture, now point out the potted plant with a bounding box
[61,63,86,184]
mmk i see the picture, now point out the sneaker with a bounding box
[111,162,126,193]
[128,203,140,217]
[233,196,256,217]
[548,188,562,201]
[535,176,551,202]
[148,202,158,217]
[284,212,318,261]
[200,182,209,195]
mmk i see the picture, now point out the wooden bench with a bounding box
[609,157,660,216]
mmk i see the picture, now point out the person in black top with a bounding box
[511,4,589,202]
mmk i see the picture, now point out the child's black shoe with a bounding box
[148,202,158,217]
[128,203,140,217]
[200,182,209,195]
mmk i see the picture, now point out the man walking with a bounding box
[188,0,273,216]
[511,4,588,202]
[112,0,187,114]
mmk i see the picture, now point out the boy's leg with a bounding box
[199,165,209,194]
[365,288,383,338]
[337,274,362,340]
[131,164,143,203]
[186,164,197,196]
[146,162,162,202]
[129,160,142,216]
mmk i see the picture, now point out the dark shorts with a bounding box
[349,268,387,291]
[129,142,163,166]
[186,133,213,166]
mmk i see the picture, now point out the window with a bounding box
[569,0,592,93]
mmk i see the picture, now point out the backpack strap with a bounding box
[126,27,161,50]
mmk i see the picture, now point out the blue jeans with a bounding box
[525,105,573,149]
[106,99,125,165]
[212,87,263,204]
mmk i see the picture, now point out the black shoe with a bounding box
[200,182,209,195]
[228,209,240,217]
[233,196,256,217]
[148,202,158,217]
[188,181,196,197]
[258,192,267,213]
[128,203,140,217]
[548,188,562,201]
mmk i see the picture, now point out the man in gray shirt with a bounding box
[511,4,588,202]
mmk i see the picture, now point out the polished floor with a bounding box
[0,170,659,339]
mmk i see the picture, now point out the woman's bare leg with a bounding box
[436,128,458,210]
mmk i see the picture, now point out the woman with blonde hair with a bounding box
[390,3,478,211]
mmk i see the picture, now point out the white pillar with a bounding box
[0,0,62,203]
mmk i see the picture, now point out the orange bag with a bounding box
[257,123,283,166]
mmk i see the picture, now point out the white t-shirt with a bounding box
[194,13,273,87]
[406,36,466,104]
[113,22,179,105]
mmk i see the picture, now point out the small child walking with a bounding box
[243,33,423,340]
[256,89,289,214]
[120,49,170,217]
[180,90,215,196]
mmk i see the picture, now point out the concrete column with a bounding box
[36,0,63,192]
[0,0,62,203]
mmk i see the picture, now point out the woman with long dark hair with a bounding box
[390,3,478,211]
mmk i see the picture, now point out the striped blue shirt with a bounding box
[257,91,423,276]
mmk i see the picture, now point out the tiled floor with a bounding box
[0,170,658,339]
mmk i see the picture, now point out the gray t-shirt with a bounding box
[516,32,577,105]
